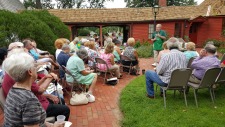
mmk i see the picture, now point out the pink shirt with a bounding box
[98,53,113,71]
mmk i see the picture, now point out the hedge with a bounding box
[0,10,70,54]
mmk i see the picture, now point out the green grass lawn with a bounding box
[119,76,225,127]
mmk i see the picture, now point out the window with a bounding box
[174,23,182,38]
[149,24,154,39]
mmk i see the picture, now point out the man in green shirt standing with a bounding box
[151,24,167,66]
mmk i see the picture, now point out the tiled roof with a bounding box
[47,0,224,23]
[0,0,25,12]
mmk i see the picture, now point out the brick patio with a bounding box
[0,58,154,126]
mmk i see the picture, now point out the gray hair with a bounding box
[76,49,88,59]
[61,44,70,51]
[207,41,214,45]
[166,37,179,50]
[204,44,217,54]
[73,37,80,43]
[3,52,35,82]
[7,48,25,57]
[106,37,112,43]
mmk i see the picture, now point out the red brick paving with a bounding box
[64,58,154,127]
[0,58,154,126]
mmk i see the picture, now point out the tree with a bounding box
[124,0,197,7]
[23,0,113,9]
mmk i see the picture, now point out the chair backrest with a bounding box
[120,55,132,61]
[216,67,225,84]
[0,87,6,111]
[95,57,110,70]
[187,57,195,68]
[168,68,192,88]
[220,53,225,63]
[199,68,221,88]
[61,65,76,81]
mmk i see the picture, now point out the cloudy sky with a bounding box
[20,0,205,8]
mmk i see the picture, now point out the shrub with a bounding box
[18,12,58,54]
[136,45,153,58]
[203,39,225,54]
[0,10,69,54]
[78,28,90,36]
[20,10,70,39]
[134,41,141,48]
[0,10,20,47]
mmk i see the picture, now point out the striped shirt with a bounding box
[156,49,187,83]
[4,87,46,127]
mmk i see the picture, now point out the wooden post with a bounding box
[68,25,73,41]
[99,25,103,48]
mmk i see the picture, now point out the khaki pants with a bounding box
[153,50,160,63]
[189,75,201,84]
[109,64,120,78]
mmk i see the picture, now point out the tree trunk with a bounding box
[36,0,42,9]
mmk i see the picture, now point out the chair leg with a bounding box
[212,88,216,100]
[104,72,107,83]
[163,89,166,108]
[183,89,188,107]
[209,88,215,103]
[193,89,198,108]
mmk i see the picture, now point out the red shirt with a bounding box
[2,73,49,110]
[223,60,225,65]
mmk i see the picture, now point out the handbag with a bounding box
[70,92,89,106]
[106,77,118,86]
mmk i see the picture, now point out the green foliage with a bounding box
[120,76,225,127]
[136,45,153,58]
[203,39,225,54]
[124,0,197,7]
[0,10,69,54]
[78,28,90,36]
[20,10,70,39]
[134,41,141,48]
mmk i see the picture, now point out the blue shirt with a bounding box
[57,51,70,78]
[29,49,39,60]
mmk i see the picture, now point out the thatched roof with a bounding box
[48,0,225,24]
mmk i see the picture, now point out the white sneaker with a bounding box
[86,93,95,103]
[152,63,157,67]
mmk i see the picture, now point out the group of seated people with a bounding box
[145,37,222,98]
[0,39,70,126]
[55,36,141,87]
[1,34,223,125]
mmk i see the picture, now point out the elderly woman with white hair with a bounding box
[3,52,64,126]
[66,49,97,95]
[145,37,186,98]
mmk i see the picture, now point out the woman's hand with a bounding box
[48,94,59,104]
[46,122,65,127]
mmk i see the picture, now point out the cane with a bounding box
[54,80,62,105]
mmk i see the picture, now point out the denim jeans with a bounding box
[145,70,167,96]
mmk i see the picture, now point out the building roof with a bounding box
[0,0,25,12]
[47,0,225,24]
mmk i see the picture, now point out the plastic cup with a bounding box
[57,115,66,122]
[142,69,145,75]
